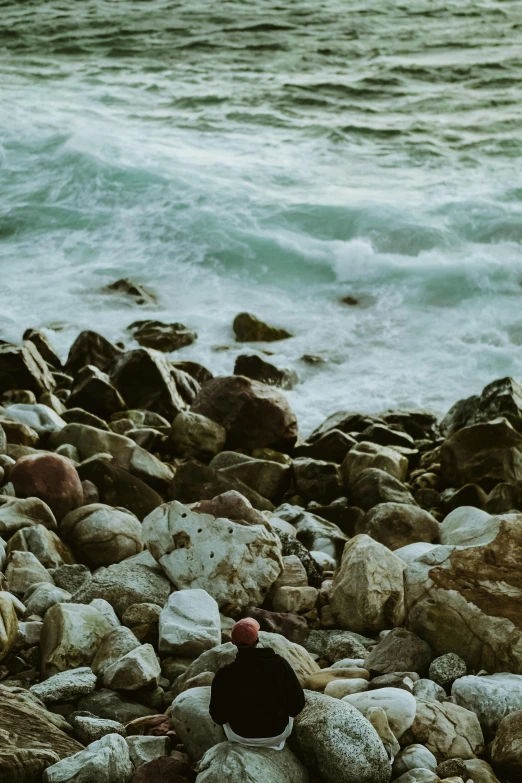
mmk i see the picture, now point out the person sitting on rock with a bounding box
[209,617,305,750]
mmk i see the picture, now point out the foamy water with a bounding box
[2,0,522,433]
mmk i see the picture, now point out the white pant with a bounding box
[223,717,294,751]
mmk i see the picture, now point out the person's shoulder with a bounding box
[213,660,235,681]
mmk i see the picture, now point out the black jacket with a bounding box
[209,646,305,738]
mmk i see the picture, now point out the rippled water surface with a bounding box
[2,0,522,431]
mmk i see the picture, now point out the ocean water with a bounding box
[2,0,522,434]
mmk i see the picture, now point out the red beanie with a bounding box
[231,618,260,647]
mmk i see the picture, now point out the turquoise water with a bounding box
[2,0,522,432]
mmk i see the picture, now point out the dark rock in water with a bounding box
[364,627,433,677]
[128,320,197,353]
[234,354,298,390]
[191,375,298,454]
[173,361,213,385]
[357,423,414,450]
[300,354,326,365]
[233,312,292,342]
[23,329,62,369]
[341,295,360,305]
[350,467,416,510]
[61,407,110,431]
[485,482,522,514]
[275,531,322,588]
[241,606,309,646]
[168,460,274,512]
[440,483,488,512]
[67,365,127,421]
[294,430,356,464]
[355,502,440,551]
[65,331,123,377]
[77,459,164,521]
[441,377,522,437]
[104,278,157,306]
[440,417,522,489]
[292,458,342,505]
[307,499,364,538]
[11,453,83,521]
[0,342,56,395]
[309,411,385,443]
[110,348,189,420]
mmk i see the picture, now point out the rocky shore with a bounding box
[0,310,521,783]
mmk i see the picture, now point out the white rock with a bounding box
[4,404,66,435]
[103,643,160,691]
[324,678,368,698]
[40,602,112,676]
[310,550,337,571]
[271,555,308,591]
[394,542,437,566]
[439,506,494,547]
[272,586,318,613]
[393,744,438,777]
[159,589,221,657]
[5,550,54,595]
[142,501,283,607]
[330,658,366,669]
[412,678,446,702]
[403,699,484,760]
[170,686,226,760]
[92,627,141,678]
[452,673,522,733]
[341,441,408,484]
[0,496,57,535]
[197,742,310,783]
[125,735,170,767]
[342,687,416,739]
[393,771,439,783]
[43,732,134,783]
[90,599,121,629]
[30,667,96,703]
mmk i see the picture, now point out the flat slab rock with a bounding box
[30,667,97,703]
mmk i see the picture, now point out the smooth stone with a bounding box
[170,686,225,761]
[159,589,221,657]
[451,673,522,734]
[393,745,438,777]
[40,602,112,677]
[324,678,369,698]
[342,687,416,739]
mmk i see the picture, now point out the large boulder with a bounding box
[0,341,56,395]
[59,503,143,567]
[11,453,83,521]
[330,535,406,634]
[400,699,484,761]
[440,377,522,437]
[40,602,113,676]
[43,733,133,783]
[439,506,493,547]
[197,742,309,783]
[170,686,225,761]
[142,501,283,608]
[77,459,164,521]
[190,375,298,453]
[452,674,522,735]
[292,691,391,783]
[110,348,189,420]
[159,589,221,656]
[356,504,440,551]
[490,710,522,780]
[404,516,522,672]
[440,417,522,488]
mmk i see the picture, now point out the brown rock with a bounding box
[240,606,309,645]
[440,377,522,437]
[233,312,291,342]
[11,453,83,521]
[130,756,195,783]
[65,331,123,376]
[0,748,61,783]
[401,699,484,761]
[191,375,298,453]
[294,430,356,464]
[77,459,164,521]
[364,628,433,677]
[490,710,522,780]
[0,342,56,396]
[23,329,62,369]
[355,503,440,550]
[104,278,157,305]
[169,461,274,512]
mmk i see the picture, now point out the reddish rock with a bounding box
[241,606,309,645]
[131,756,195,783]
[11,453,83,521]
[125,714,177,737]
[191,375,298,453]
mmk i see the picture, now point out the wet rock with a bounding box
[173,360,213,385]
[191,375,298,453]
[11,453,83,521]
[364,628,433,677]
[234,354,298,389]
[59,503,143,568]
[65,331,124,376]
[159,589,221,657]
[292,691,390,783]
[40,602,112,676]
[104,278,157,305]
[77,459,164,521]
[356,503,440,551]
[67,365,127,420]
[110,348,188,420]
[0,341,56,396]
[233,312,292,342]
[358,423,414,450]
[30,667,97,703]
[330,534,405,634]
[43,732,134,783]
[169,460,275,511]
[350,468,416,510]
[197,742,308,783]
[170,411,226,460]
[143,501,283,608]
[170,686,225,761]
[401,700,484,761]
[128,320,196,352]
[23,329,62,369]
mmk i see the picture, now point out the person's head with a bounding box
[231,618,260,649]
